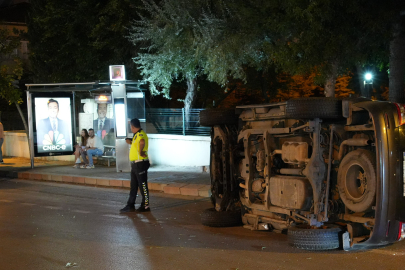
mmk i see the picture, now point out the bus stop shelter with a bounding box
[25,80,145,172]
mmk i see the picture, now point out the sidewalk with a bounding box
[0,157,211,197]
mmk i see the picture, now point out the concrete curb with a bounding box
[0,170,211,198]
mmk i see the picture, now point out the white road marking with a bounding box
[0,200,13,203]
[102,214,127,219]
[71,210,91,214]
[44,206,63,210]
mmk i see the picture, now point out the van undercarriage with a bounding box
[200,98,405,250]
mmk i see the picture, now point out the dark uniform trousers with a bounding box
[127,160,150,207]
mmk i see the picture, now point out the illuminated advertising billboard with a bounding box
[109,65,126,81]
[32,93,74,156]
[79,98,115,146]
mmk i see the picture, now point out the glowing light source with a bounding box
[365,73,372,81]
[115,103,126,137]
[95,95,112,104]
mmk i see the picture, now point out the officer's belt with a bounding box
[131,159,149,164]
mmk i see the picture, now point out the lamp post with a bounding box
[364,73,373,99]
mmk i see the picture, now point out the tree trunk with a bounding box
[324,62,338,97]
[389,17,405,103]
[260,71,270,103]
[184,77,197,129]
[15,102,32,162]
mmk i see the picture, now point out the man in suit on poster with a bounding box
[36,99,71,146]
[93,103,114,144]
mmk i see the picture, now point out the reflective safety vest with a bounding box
[129,129,149,161]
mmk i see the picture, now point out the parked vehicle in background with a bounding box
[200,97,405,250]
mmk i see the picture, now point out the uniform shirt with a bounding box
[129,129,148,161]
[86,135,104,151]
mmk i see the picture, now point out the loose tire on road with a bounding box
[199,109,238,126]
[338,149,376,213]
[286,97,343,119]
[288,225,342,250]
[201,208,242,227]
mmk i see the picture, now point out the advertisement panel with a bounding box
[33,94,74,156]
[109,65,126,81]
[80,97,115,146]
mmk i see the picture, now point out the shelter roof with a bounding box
[25,81,146,93]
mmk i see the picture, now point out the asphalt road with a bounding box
[1,178,405,270]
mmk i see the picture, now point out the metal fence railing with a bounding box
[146,108,210,136]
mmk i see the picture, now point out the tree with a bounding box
[129,0,237,123]
[0,26,31,157]
[241,1,400,99]
[254,0,396,98]
[130,0,405,107]
[388,9,405,103]
[276,72,320,101]
[335,73,355,98]
[133,0,401,100]
[0,27,23,103]
[27,0,140,83]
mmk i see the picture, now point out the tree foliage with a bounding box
[27,0,140,82]
[0,25,32,160]
[218,71,355,105]
[130,0,403,101]
[0,27,23,105]
[276,73,320,101]
[335,73,355,98]
[212,0,395,97]
[128,0,233,99]
[28,0,404,103]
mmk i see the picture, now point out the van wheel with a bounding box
[288,225,341,250]
[286,98,342,119]
[201,208,242,227]
[199,109,238,126]
[338,149,376,213]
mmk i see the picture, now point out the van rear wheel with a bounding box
[288,225,342,250]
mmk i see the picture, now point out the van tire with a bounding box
[288,225,341,250]
[286,98,342,119]
[200,109,238,126]
[201,208,242,227]
[338,149,376,213]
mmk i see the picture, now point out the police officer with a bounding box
[120,118,151,213]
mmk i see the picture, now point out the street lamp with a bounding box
[365,73,373,82]
[364,73,373,99]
